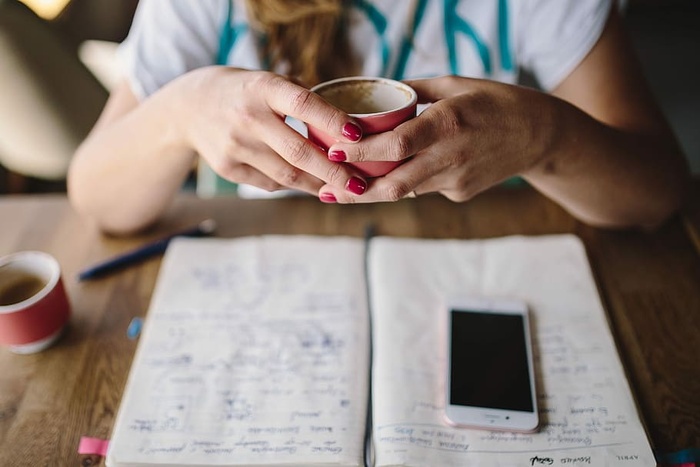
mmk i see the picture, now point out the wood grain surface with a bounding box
[0,184,698,466]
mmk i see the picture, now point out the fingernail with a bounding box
[342,122,362,142]
[346,176,367,195]
[320,192,337,203]
[328,149,346,162]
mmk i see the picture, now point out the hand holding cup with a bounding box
[307,76,418,177]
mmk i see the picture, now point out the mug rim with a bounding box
[310,76,418,118]
[0,251,60,314]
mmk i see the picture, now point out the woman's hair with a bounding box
[244,0,355,86]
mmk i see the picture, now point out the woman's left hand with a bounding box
[317,75,556,202]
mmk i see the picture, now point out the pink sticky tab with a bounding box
[78,436,110,456]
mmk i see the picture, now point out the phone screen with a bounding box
[449,309,534,412]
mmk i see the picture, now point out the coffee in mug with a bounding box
[308,76,418,177]
[0,251,71,354]
[0,271,47,306]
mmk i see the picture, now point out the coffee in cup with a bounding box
[0,271,46,306]
[308,76,418,177]
[0,251,71,354]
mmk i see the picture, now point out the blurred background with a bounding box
[1,0,698,195]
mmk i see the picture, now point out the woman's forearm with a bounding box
[523,95,689,229]
[68,80,197,235]
[69,66,374,235]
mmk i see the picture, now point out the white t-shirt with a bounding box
[120,0,612,99]
[118,0,612,198]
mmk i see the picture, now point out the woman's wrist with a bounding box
[519,91,580,180]
[156,71,207,165]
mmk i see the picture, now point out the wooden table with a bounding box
[1,185,698,465]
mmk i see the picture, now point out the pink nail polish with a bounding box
[346,177,367,195]
[320,192,337,203]
[342,122,362,142]
[328,149,346,162]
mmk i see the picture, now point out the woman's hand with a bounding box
[316,76,553,203]
[69,68,370,234]
[315,7,690,231]
[176,67,368,196]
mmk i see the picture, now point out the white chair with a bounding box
[0,0,108,191]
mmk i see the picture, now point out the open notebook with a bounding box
[107,235,655,466]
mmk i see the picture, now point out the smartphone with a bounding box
[444,297,539,432]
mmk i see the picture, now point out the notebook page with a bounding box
[368,235,655,466]
[107,236,369,467]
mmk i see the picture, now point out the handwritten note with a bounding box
[108,234,656,467]
[107,236,369,466]
[368,235,656,466]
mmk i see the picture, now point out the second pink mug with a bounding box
[0,251,71,354]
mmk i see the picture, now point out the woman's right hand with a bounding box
[69,68,368,234]
[173,67,367,196]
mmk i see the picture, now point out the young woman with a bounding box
[68,0,689,234]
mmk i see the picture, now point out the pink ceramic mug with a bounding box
[0,251,71,354]
[308,76,418,177]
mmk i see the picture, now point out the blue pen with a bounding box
[78,219,217,281]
